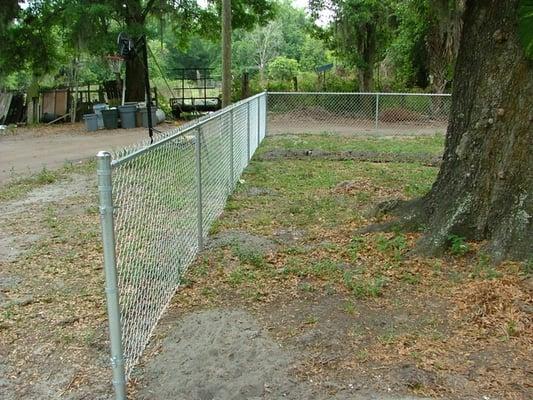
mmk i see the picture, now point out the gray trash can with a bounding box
[83,113,98,132]
[118,104,137,129]
[139,107,158,128]
[101,108,119,129]
[93,103,108,129]
[156,109,166,124]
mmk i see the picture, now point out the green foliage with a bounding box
[232,245,267,268]
[343,271,385,298]
[268,56,299,81]
[448,234,469,256]
[386,0,430,89]
[376,233,408,260]
[521,259,533,276]
[313,0,392,89]
[227,267,256,286]
[470,253,502,280]
[519,0,533,60]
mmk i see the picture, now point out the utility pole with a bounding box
[221,0,232,107]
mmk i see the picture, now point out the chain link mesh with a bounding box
[267,92,450,136]
[107,93,266,379]
[101,91,445,385]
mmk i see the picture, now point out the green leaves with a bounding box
[518,0,533,60]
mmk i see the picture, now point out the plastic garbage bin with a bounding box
[118,104,137,129]
[139,107,158,128]
[101,108,119,129]
[83,113,98,132]
[155,109,166,124]
[93,103,108,129]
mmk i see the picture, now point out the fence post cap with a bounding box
[97,150,112,158]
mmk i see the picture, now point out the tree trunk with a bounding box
[426,0,464,93]
[358,67,373,92]
[357,23,376,92]
[124,0,149,102]
[125,55,146,102]
[221,0,232,107]
[411,0,532,262]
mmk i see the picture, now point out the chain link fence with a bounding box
[97,92,266,399]
[97,90,447,399]
[267,92,451,136]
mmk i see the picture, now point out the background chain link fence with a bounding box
[97,93,267,398]
[267,92,451,136]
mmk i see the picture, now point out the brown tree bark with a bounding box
[221,0,232,107]
[382,0,532,262]
[426,0,464,93]
[125,55,146,102]
[357,23,376,92]
[123,0,156,102]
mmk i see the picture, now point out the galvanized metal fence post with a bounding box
[257,97,261,146]
[195,128,204,251]
[375,93,380,130]
[229,110,234,191]
[96,151,126,400]
[247,101,251,161]
[264,92,268,138]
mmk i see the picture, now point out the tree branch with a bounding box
[142,0,158,21]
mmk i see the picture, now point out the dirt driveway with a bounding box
[0,122,177,184]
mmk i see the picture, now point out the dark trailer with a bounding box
[170,68,221,118]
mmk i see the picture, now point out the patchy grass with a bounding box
[0,166,111,398]
[256,132,445,157]
[2,133,529,400]
[0,160,95,202]
[169,134,531,400]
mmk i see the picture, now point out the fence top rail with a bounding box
[109,91,266,167]
[268,91,451,97]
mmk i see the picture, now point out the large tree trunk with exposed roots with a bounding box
[382,0,532,262]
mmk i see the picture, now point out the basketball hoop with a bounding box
[105,54,124,74]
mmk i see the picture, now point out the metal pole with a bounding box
[96,151,126,400]
[375,93,380,130]
[256,97,260,148]
[246,101,251,161]
[195,128,204,250]
[264,92,268,138]
[141,35,154,143]
[229,110,234,191]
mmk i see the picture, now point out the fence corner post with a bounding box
[96,151,126,400]
[229,110,234,191]
[194,129,204,251]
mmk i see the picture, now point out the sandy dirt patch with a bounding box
[135,308,435,400]
[0,122,178,184]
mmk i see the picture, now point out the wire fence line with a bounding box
[97,92,266,399]
[267,92,451,136]
[97,91,449,399]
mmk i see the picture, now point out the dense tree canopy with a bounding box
[2,0,531,97]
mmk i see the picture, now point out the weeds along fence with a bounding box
[267,92,451,136]
[97,92,266,399]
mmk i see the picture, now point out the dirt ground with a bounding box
[0,122,178,184]
[131,137,531,400]
[0,173,112,399]
[1,133,530,400]
[135,309,434,400]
